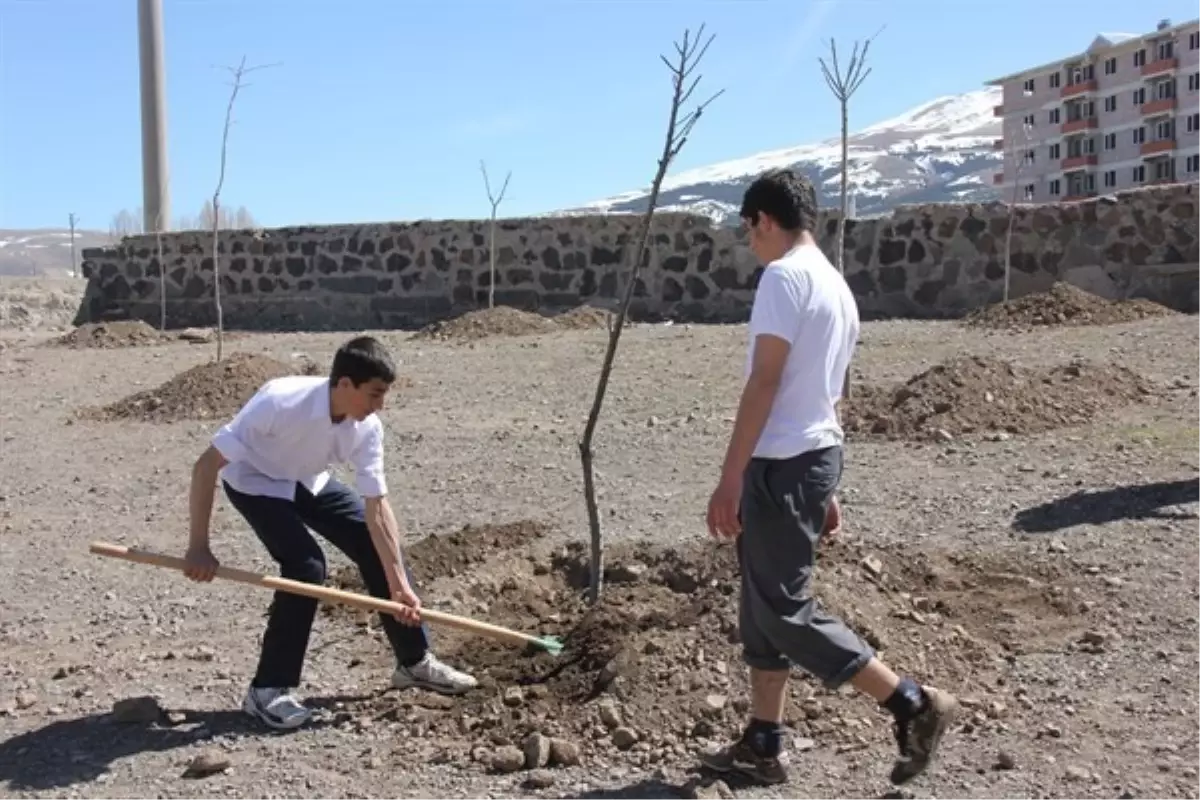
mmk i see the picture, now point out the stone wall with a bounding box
[77,183,1199,330]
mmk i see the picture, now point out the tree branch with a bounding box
[577,24,721,605]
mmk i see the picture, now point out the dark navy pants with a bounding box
[224,477,430,689]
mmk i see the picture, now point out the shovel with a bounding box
[89,541,564,656]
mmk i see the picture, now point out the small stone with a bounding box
[598,700,622,730]
[491,746,526,774]
[794,736,816,752]
[612,727,639,750]
[861,555,884,577]
[1041,723,1063,738]
[1080,630,1109,646]
[703,694,727,713]
[549,738,581,767]
[996,751,1017,770]
[933,428,953,443]
[14,693,37,710]
[523,769,556,789]
[1065,765,1091,781]
[523,733,551,769]
[684,777,734,799]
[502,687,524,707]
[182,750,231,779]
[166,711,187,725]
[691,719,716,738]
[1048,539,1068,553]
[112,696,161,723]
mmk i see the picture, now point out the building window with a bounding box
[1156,79,1176,100]
[1049,179,1061,196]
[1156,119,1174,140]
[1049,142,1061,159]
[1132,165,1146,183]
[1104,170,1116,188]
[1133,126,1146,144]
[1022,114,1035,128]
[1191,32,1199,50]
[1049,72,1062,89]
[1190,73,1200,92]
[1133,87,1146,105]
[1187,113,1200,133]
[1085,173,1096,192]
[1104,132,1117,150]
[1104,57,1118,75]
[1154,159,1174,181]
[1022,149,1035,165]
[1158,41,1174,60]
[1023,184,1036,201]
[1049,108,1061,124]
[1104,95,1117,113]
[1186,154,1199,173]
[1134,48,1146,67]
[1023,77,1036,93]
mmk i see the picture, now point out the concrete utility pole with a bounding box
[138,0,170,233]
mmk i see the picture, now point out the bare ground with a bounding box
[0,294,1197,800]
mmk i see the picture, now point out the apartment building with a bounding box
[986,18,1200,203]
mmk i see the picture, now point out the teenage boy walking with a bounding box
[183,335,477,730]
[702,169,959,786]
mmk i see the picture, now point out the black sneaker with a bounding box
[699,738,788,785]
[890,686,959,785]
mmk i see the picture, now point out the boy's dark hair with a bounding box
[739,168,818,233]
[330,335,396,386]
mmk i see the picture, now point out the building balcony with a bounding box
[1141,139,1176,156]
[993,104,1004,117]
[1061,117,1099,134]
[993,172,1005,185]
[1063,192,1098,202]
[1142,57,1178,77]
[1061,80,1097,98]
[1062,155,1098,170]
[1142,97,1177,116]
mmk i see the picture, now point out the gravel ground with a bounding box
[1,304,1197,800]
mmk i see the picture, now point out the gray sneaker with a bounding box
[391,653,477,695]
[699,738,789,785]
[890,686,959,785]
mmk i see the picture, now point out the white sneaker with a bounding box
[242,686,312,730]
[391,653,478,695]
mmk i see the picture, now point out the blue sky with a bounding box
[3,0,1197,230]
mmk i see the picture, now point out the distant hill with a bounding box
[558,87,1004,223]
[0,228,112,277]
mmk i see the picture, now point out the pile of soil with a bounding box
[81,352,319,423]
[412,307,558,342]
[841,355,1157,440]
[54,321,172,349]
[552,306,615,331]
[323,520,1104,777]
[966,282,1177,329]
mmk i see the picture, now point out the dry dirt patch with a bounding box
[842,355,1159,440]
[965,282,1178,330]
[79,352,320,423]
[320,521,1105,777]
[52,320,173,349]
[411,305,613,343]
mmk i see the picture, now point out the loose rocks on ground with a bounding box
[964,282,1177,330]
[841,355,1158,440]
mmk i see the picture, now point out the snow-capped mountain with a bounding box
[564,87,1004,223]
[0,228,111,276]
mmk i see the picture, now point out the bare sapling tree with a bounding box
[155,192,168,331]
[479,161,512,309]
[68,213,78,278]
[818,26,884,274]
[211,55,276,361]
[578,25,723,605]
[1003,120,1033,304]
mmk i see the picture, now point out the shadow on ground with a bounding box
[0,693,368,792]
[1012,478,1199,534]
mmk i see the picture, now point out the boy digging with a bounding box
[703,169,959,786]
[183,336,477,730]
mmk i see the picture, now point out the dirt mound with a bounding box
[0,279,83,331]
[841,355,1157,440]
[412,307,558,342]
[81,352,320,423]
[552,305,615,331]
[325,526,1106,775]
[54,320,171,349]
[966,282,1177,329]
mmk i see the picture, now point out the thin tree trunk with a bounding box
[836,99,848,274]
[488,210,497,309]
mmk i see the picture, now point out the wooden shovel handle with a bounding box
[89,541,541,649]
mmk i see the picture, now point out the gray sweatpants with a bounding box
[736,445,875,687]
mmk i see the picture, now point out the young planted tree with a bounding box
[479,161,512,309]
[818,26,884,273]
[211,56,275,360]
[578,25,723,605]
[1003,120,1033,304]
[68,213,78,278]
